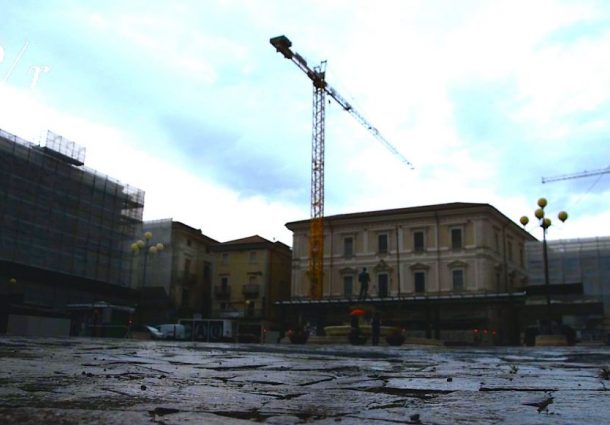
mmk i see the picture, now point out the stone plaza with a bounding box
[0,337,609,424]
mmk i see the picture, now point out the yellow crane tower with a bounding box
[270,35,413,299]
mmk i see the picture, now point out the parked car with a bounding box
[146,324,186,340]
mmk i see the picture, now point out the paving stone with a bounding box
[0,337,609,424]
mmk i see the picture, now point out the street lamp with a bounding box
[130,231,164,288]
[130,231,164,328]
[7,277,17,301]
[520,198,568,334]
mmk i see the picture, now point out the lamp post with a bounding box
[130,231,164,288]
[7,277,17,305]
[131,231,164,328]
[520,198,568,334]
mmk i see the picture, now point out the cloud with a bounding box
[1,0,610,248]
[0,83,304,244]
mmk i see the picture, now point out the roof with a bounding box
[172,221,219,244]
[212,235,291,253]
[223,235,271,245]
[285,202,536,240]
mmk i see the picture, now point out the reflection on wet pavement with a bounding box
[0,337,609,424]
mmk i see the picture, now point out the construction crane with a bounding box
[270,35,413,299]
[541,166,610,184]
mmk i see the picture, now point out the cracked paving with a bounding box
[1,337,609,424]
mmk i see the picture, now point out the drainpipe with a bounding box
[395,224,401,297]
[328,221,334,299]
[434,212,441,293]
[502,223,508,293]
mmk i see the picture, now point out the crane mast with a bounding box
[309,61,326,300]
[270,35,412,299]
[542,166,610,183]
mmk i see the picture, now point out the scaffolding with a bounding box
[525,236,610,312]
[42,130,86,166]
[0,128,144,287]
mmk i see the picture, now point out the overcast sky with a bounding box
[1,0,609,245]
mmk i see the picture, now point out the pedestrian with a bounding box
[371,313,381,346]
[358,267,370,301]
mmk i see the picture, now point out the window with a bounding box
[519,247,524,267]
[452,269,464,291]
[249,251,257,264]
[507,241,513,261]
[414,272,425,293]
[247,301,255,317]
[221,253,228,264]
[248,275,256,284]
[378,234,388,254]
[378,273,389,298]
[343,275,353,297]
[186,239,192,247]
[184,258,191,274]
[221,277,228,288]
[413,231,424,252]
[495,233,500,251]
[181,288,189,307]
[451,228,462,250]
[343,237,353,257]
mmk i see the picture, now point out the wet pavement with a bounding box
[0,337,609,424]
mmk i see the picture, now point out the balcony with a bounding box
[214,285,231,299]
[242,283,260,298]
[181,273,197,286]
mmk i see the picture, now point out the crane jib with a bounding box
[270,34,414,299]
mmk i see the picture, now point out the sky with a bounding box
[1,0,609,245]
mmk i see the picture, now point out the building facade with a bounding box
[0,129,143,336]
[131,220,218,325]
[283,203,535,344]
[523,236,610,340]
[210,236,291,341]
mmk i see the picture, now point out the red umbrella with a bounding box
[350,308,366,316]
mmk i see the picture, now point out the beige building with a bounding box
[210,236,291,341]
[132,220,218,325]
[284,203,536,344]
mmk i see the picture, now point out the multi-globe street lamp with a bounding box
[130,231,164,288]
[130,231,164,327]
[7,277,18,304]
[520,198,568,334]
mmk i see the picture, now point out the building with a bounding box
[523,236,610,341]
[0,129,143,336]
[283,202,535,344]
[210,236,291,342]
[130,220,218,325]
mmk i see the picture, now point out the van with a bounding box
[147,324,186,340]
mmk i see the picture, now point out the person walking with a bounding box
[371,313,381,346]
[358,267,370,301]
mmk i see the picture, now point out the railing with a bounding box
[181,273,197,286]
[214,285,231,299]
[242,283,260,298]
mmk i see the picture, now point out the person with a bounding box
[358,267,370,301]
[371,313,381,346]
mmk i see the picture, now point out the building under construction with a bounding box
[0,128,144,336]
[523,236,610,341]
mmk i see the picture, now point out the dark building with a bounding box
[0,129,143,336]
[522,237,610,342]
[130,219,218,326]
